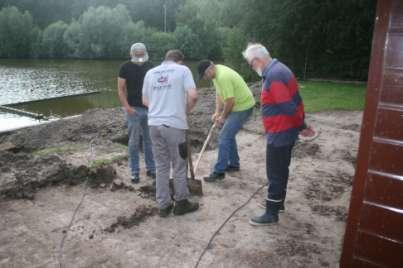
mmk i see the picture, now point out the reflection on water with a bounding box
[12,91,120,117]
[0,59,211,132]
[0,111,47,132]
[0,59,208,117]
[0,59,120,106]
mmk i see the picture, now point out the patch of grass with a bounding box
[299,81,366,113]
[90,154,127,168]
[33,144,82,156]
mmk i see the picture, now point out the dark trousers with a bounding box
[266,142,294,202]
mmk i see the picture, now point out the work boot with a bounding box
[173,199,199,215]
[159,204,173,218]
[258,200,285,213]
[203,172,225,182]
[131,174,140,184]
[249,201,280,226]
[146,170,156,179]
[225,165,240,172]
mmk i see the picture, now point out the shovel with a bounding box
[187,133,203,196]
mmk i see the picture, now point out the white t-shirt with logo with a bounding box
[142,61,196,130]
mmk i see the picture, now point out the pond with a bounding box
[0,59,211,132]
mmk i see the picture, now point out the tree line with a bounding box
[0,0,376,80]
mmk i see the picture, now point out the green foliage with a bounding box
[220,27,255,81]
[0,6,37,58]
[234,0,376,80]
[146,31,177,61]
[0,0,376,80]
[42,21,69,57]
[76,4,131,58]
[175,0,223,60]
[174,25,201,59]
[63,20,82,58]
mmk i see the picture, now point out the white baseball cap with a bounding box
[130,43,149,63]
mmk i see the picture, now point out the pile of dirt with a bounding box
[104,205,158,233]
[0,150,117,200]
[0,108,127,152]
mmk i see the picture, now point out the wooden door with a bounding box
[340,0,403,267]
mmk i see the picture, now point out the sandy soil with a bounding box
[0,87,362,267]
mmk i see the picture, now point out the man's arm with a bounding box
[215,97,235,125]
[220,97,235,119]
[142,72,150,107]
[212,94,223,121]
[117,78,135,114]
[187,88,198,113]
[142,96,149,107]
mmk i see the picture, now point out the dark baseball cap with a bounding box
[197,60,213,80]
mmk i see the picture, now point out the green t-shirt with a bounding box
[212,65,255,112]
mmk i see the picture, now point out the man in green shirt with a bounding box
[198,60,255,182]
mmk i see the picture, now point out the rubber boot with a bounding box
[258,200,285,213]
[249,201,280,226]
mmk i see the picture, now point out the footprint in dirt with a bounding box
[341,124,361,132]
[311,205,347,222]
[294,143,321,159]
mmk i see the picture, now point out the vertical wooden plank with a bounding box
[340,0,391,266]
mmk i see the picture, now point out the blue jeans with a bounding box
[214,108,253,173]
[126,106,155,176]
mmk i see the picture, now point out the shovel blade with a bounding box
[187,178,203,196]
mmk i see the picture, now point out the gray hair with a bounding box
[242,43,271,62]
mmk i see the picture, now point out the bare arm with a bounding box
[187,88,198,113]
[117,78,135,114]
[212,94,224,121]
[142,96,149,107]
[220,97,235,119]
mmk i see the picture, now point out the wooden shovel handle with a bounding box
[194,123,217,175]
[187,133,196,180]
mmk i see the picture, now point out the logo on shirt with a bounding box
[158,75,169,84]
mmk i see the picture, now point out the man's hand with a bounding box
[211,113,220,122]
[125,106,136,115]
[215,115,226,126]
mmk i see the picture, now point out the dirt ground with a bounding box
[0,85,362,267]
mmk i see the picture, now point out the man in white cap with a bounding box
[117,43,156,183]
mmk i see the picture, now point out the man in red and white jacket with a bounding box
[243,43,305,226]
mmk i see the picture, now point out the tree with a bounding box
[63,20,82,58]
[175,0,223,60]
[41,21,69,58]
[0,6,37,58]
[146,31,177,61]
[76,4,133,58]
[174,25,201,59]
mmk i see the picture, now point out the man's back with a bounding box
[119,61,152,107]
[213,65,255,112]
[142,61,196,130]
